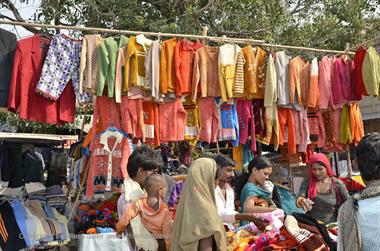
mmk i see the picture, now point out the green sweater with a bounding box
[97,35,128,97]
[362,46,380,96]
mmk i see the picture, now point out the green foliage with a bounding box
[1,0,380,133]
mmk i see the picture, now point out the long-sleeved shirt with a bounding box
[191,46,221,101]
[362,46,380,96]
[79,34,102,94]
[122,35,153,92]
[318,56,333,109]
[145,41,161,101]
[275,51,291,106]
[97,36,128,97]
[289,56,310,106]
[218,44,241,101]
[160,38,177,94]
[174,39,203,96]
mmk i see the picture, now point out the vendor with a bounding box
[236,156,277,215]
[296,153,349,224]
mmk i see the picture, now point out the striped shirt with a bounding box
[358,196,380,251]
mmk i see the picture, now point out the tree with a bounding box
[0,0,379,133]
[1,0,379,50]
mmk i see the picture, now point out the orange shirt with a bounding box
[160,38,178,94]
[174,39,203,96]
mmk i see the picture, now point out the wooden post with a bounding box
[347,145,352,178]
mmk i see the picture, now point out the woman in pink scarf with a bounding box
[296,153,349,223]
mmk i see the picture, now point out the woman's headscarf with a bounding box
[308,153,340,203]
[170,158,226,251]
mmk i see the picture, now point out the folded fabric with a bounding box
[96,227,115,233]
[261,209,285,234]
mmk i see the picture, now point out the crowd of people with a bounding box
[114,132,380,251]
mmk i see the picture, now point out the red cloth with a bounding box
[353,47,368,97]
[7,34,75,125]
[339,177,365,192]
[307,153,335,200]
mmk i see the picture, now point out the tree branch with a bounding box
[0,0,39,33]
[193,0,214,15]
[84,0,115,17]
[290,0,304,15]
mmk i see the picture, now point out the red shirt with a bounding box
[8,34,75,125]
[174,39,203,96]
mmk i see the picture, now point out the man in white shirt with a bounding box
[213,154,266,230]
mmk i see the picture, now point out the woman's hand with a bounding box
[298,197,313,211]
[248,214,269,231]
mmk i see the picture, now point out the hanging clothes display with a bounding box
[1,26,372,160]
[36,34,90,103]
[0,28,17,107]
[7,34,76,125]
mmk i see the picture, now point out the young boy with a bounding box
[116,174,172,250]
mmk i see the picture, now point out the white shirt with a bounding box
[357,196,380,251]
[215,183,238,228]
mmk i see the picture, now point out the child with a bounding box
[116,174,173,250]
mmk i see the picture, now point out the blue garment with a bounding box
[10,200,33,247]
[215,98,239,146]
[240,182,271,225]
[242,142,253,168]
[358,196,380,251]
[273,185,304,214]
[240,182,271,213]
[96,227,115,233]
[43,204,66,242]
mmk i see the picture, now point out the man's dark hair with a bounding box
[357,132,380,181]
[212,154,236,169]
[127,145,164,178]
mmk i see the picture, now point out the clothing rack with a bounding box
[0,19,355,55]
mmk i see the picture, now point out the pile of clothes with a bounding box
[227,213,336,251]
[75,194,119,234]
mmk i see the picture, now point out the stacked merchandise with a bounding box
[0,195,70,250]
[75,194,119,234]
[27,184,67,211]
